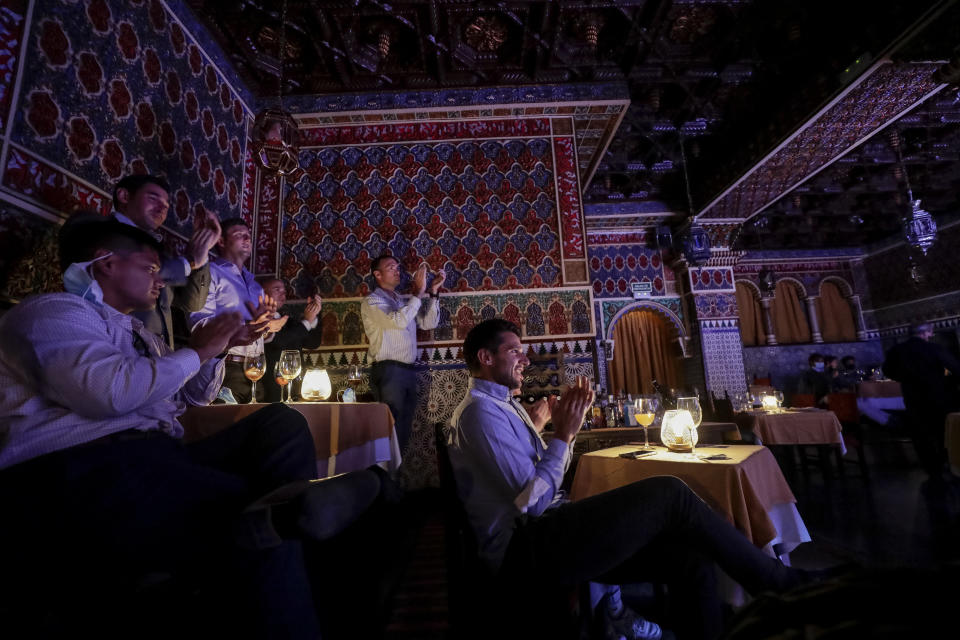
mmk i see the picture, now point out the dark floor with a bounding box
[382,439,960,639]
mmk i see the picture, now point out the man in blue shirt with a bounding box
[191,218,287,402]
[448,319,817,640]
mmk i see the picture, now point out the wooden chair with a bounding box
[826,392,870,478]
[790,393,816,408]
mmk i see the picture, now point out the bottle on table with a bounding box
[652,379,676,409]
[605,394,620,428]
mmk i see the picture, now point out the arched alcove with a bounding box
[606,302,685,395]
[735,280,765,346]
[772,279,811,344]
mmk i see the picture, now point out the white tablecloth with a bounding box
[857,396,905,425]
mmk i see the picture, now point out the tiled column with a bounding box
[759,296,778,346]
[683,266,749,397]
[805,296,824,343]
[849,295,868,340]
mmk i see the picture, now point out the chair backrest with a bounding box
[712,392,735,421]
[754,375,772,386]
[790,393,816,408]
[826,392,859,424]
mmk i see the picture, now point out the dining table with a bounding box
[856,381,905,425]
[570,443,810,605]
[738,408,846,454]
[180,402,401,477]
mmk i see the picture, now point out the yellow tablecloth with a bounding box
[740,409,845,451]
[570,445,798,550]
[180,402,399,476]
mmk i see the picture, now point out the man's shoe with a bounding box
[602,597,665,640]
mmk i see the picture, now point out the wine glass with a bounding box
[346,364,362,386]
[633,396,659,452]
[274,361,290,402]
[675,396,702,457]
[279,350,302,403]
[243,351,266,404]
[775,390,784,412]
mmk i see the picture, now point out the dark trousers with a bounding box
[224,359,265,403]
[370,360,418,453]
[500,476,802,640]
[906,406,950,478]
[0,404,321,639]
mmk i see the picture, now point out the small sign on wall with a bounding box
[632,281,653,298]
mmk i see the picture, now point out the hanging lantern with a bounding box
[902,199,937,256]
[680,223,712,264]
[757,267,777,296]
[251,108,300,176]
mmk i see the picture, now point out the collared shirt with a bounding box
[113,211,191,278]
[0,293,224,469]
[190,257,264,357]
[360,287,439,364]
[447,378,573,571]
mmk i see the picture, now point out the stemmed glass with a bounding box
[633,396,659,452]
[279,350,302,403]
[675,396,703,458]
[243,350,266,404]
[775,390,785,412]
[274,361,290,402]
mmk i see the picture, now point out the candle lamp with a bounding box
[300,368,332,401]
[660,409,698,453]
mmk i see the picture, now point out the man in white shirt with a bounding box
[0,218,384,638]
[361,254,444,452]
[110,174,221,348]
[190,218,287,402]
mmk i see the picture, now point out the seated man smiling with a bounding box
[0,218,383,638]
[447,319,828,640]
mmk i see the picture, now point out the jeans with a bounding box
[500,476,802,640]
[370,360,419,453]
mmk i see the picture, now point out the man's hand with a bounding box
[185,211,221,270]
[412,264,427,297]
[228,319,270,349]
[303,295,322,323]
[245,294,279,324]
[551,376,595,444]
[190,312,243,361]
[527,395,556,433]
[429,269,446,296]
[265,315,289,333]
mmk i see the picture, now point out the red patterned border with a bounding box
[253,173,279,274]
[299,118,552,146]
[240,140,256,225]
[3,146,112,215]
[587,230,650,245]
[553,136,584,259]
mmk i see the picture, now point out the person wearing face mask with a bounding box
[109,175,221,349]
[0,217,393,638]
[797,353,830,405]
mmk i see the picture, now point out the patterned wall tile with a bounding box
[9,0,248,228]
[0,205,60,301]
[0,0,27,135]
[688,266,735,292]
[700,326,748,396]
[588,245,666,298]
[275,121,587,298]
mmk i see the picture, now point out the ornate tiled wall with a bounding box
[0,0,253,303]
[733,256,858,297]
[586,229,676,298]
[278,119,586,297]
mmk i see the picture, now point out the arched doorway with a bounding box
[608,308,683,396]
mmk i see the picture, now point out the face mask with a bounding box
[813,362,825,372]
[63,252,113,305]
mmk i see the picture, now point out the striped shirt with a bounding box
[360,287,439,364]
[190,257,263,357]
[0,293,223,469]
[447,378,573,571]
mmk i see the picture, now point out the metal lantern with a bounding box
[757,267,776,296]
[680,223,712,264]
[251,108,300,177]
[902,199,937,256]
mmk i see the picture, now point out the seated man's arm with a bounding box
[456,401,570,516]
[18,299,203,417]
[177,356,225,406]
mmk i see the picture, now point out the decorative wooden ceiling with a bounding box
[188,0,960,250]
